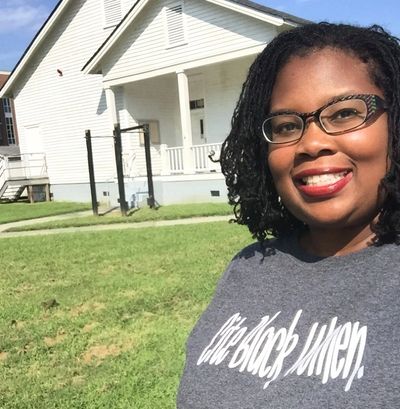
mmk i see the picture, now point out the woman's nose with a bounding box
[295,121,337,158]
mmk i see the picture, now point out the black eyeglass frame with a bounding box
[262,94,387,144]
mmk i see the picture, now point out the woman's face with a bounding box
[267,48,389,231]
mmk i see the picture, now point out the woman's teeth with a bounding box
[301,171,348,186]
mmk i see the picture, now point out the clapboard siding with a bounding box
[123,75,179,176]
[104,0,137,27]
[204,56,254,143]
[122,0,137,15]
[13,0,118,185]
[10,0,284,191]
[102,0,277,81]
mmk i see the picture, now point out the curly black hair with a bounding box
[220,22,400,244]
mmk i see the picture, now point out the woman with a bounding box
[177,23,400,408]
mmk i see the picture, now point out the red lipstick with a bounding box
[293,168,353,198]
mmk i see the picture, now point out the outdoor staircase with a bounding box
[0,153,49,202]
[0,182,26,202]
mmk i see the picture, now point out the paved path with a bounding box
[0,210,93,233]
[0,214,232,239]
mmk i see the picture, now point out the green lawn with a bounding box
[5,203,233,232]
[0,221,253,409]
[0,202,91,224]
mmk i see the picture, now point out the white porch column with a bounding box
[105,86,119,126]
[176,69,194,174]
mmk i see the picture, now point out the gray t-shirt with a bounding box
[177,237,400,408]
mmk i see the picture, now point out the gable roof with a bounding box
[210,0,310,26]
[0,0,310,97]
[0,0,69,98]
[82,0,310,74]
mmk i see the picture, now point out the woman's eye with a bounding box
[275,122,300,134]
[329,108,359,122]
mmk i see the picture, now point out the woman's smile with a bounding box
[293,168,353,198]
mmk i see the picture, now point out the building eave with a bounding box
[82,0,147,75]
[226,0,311,26]
[82,0,310,76]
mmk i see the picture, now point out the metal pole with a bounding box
[143,124,155,208]
[113,123,128,216]
[85,129,98,216]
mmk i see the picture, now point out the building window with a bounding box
[165,3,186,48]
[5,117,16,145]
[138,121,160,146]
[190,98,204,110]
[2,98,11,113]
[103,0,122,27]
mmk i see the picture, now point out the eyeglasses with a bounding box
[262,94,387,144]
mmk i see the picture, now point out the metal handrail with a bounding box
[0,153,48,187]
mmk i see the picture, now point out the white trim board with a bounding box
[102,44,264,87]
[205,0,285,26]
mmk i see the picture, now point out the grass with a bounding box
[0,202,91,224]
[0,221,253,409]
[5,203,233,232]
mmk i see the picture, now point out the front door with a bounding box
[23,125,45,177]
[191,109,205,145]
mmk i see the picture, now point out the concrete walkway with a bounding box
[0,210,93,233]
[0,213,232,239]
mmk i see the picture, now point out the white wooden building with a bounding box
[0,0,306,206]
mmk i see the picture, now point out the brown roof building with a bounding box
[0,72,18,154]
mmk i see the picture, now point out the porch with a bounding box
[163,141,221,174]
[104,56,253,178]
[0,153,50,201]
[122,141,222,177]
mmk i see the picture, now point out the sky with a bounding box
[0,0,399,72]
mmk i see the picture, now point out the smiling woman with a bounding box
[177,23,400,408]
[267,48,390,255]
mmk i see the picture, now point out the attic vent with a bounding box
[165,4,186,47]
[104,0,122,27]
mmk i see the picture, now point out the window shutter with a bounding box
[165,4,185,47]
[104,0,122,27]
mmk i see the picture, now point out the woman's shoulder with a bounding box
[227,236,294,272]
[233,235,295,261]
[234,239,278,260]
[230,236,400,268]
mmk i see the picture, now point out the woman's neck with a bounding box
[299,224,376,257]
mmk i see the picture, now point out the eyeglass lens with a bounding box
[264,98,369,143]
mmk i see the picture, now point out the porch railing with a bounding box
[0,153,48,189]
[165,146,184,173]
[192,143,222,172]
[161,142,222,175]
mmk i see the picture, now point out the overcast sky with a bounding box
[1,0,399,71]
